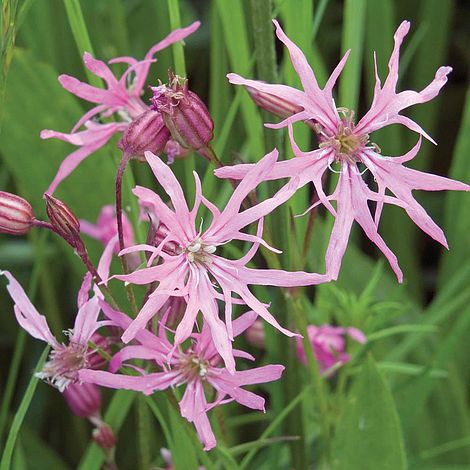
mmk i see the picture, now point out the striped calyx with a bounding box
[0,191,34,235]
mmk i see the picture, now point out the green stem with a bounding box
[289,293,331,463]
[167,0,195,203]
[248,2,308,468]
[249,0,282,153]
[136,395,151,470]
[240,385,313,469]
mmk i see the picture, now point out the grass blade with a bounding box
[0,346,50,470]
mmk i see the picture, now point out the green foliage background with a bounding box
[0,0,469,468]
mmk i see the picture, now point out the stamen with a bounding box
[185,237,216,265]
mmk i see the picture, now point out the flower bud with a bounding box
[63,382,101,418]
[44,194,80,245]
[92,422,117,450]
[118,110,171,160]
[246,86,303,119]
[151,71,214,152]
[0,191,34,235]
[245,320,266,349]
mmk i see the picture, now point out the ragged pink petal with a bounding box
[272,20,339,132]
[71,297,102,345]
[43,123,125,195]
[325,164,403,282]
[355,21,452,140]
[1,271,58,347]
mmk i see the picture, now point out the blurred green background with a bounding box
[0,0,469,468]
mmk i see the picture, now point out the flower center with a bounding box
[317,108,369,164]
[185,237,216,265]
[36,342,89,392]
[180,353,210,380]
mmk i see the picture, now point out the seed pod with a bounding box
[63,382,102,418]
[0,191,34,235]
[151,71,214,152]
[118,110,171,160]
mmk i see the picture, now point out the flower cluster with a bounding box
[40,22,201,194]
[1,17,468,457]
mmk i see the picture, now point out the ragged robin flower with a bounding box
[40,22,200,194]
[1,271,113,392]
[80,304,284,451]
[111,149,330,373]
[216,20,470,282]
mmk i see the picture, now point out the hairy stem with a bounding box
[115,151,138,315]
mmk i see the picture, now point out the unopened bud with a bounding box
[63,382,101,418]
[92,422,117,450]
[246,86,303,119]
[0,191,34,235]
[87,332,112,369]
[245,320,266,349]
[44,194,80,245]
[118,110,171,160]
[151,71,214,152]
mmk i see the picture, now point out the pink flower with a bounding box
[80,305,284,451]
[296,324,366,374]
[80,205,134,254]
[113,149,329,372]
[41,22,200,194]
[216,20,470,282]
[1,270,112,391]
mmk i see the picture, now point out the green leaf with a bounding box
[439,85,470,287]
[338,0,366,111]
[0,346,49,470]
[332,356,407,470]
[62,0,100,87]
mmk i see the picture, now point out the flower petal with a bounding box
[1,271,58,346]
[355,21,452,141]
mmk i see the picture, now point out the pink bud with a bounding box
[0,191,34,235]
[118,110,171,160]
[246,86,303,119]
[151,72,214,152]
[296,324,366,375]
[87,333,112,370]
[63,382,101,418]
[44,194,80,244]
[92,422,117,450]
[245,320,266,349]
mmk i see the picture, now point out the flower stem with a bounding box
[77,244,119,309]
[167,0,195,203]
[115,151,138,315]
[200,145,223,168]
[249,2,308,469]
[289,293,331,464]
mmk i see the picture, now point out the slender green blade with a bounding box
[0,347,49,470]
[332,356,407,470]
